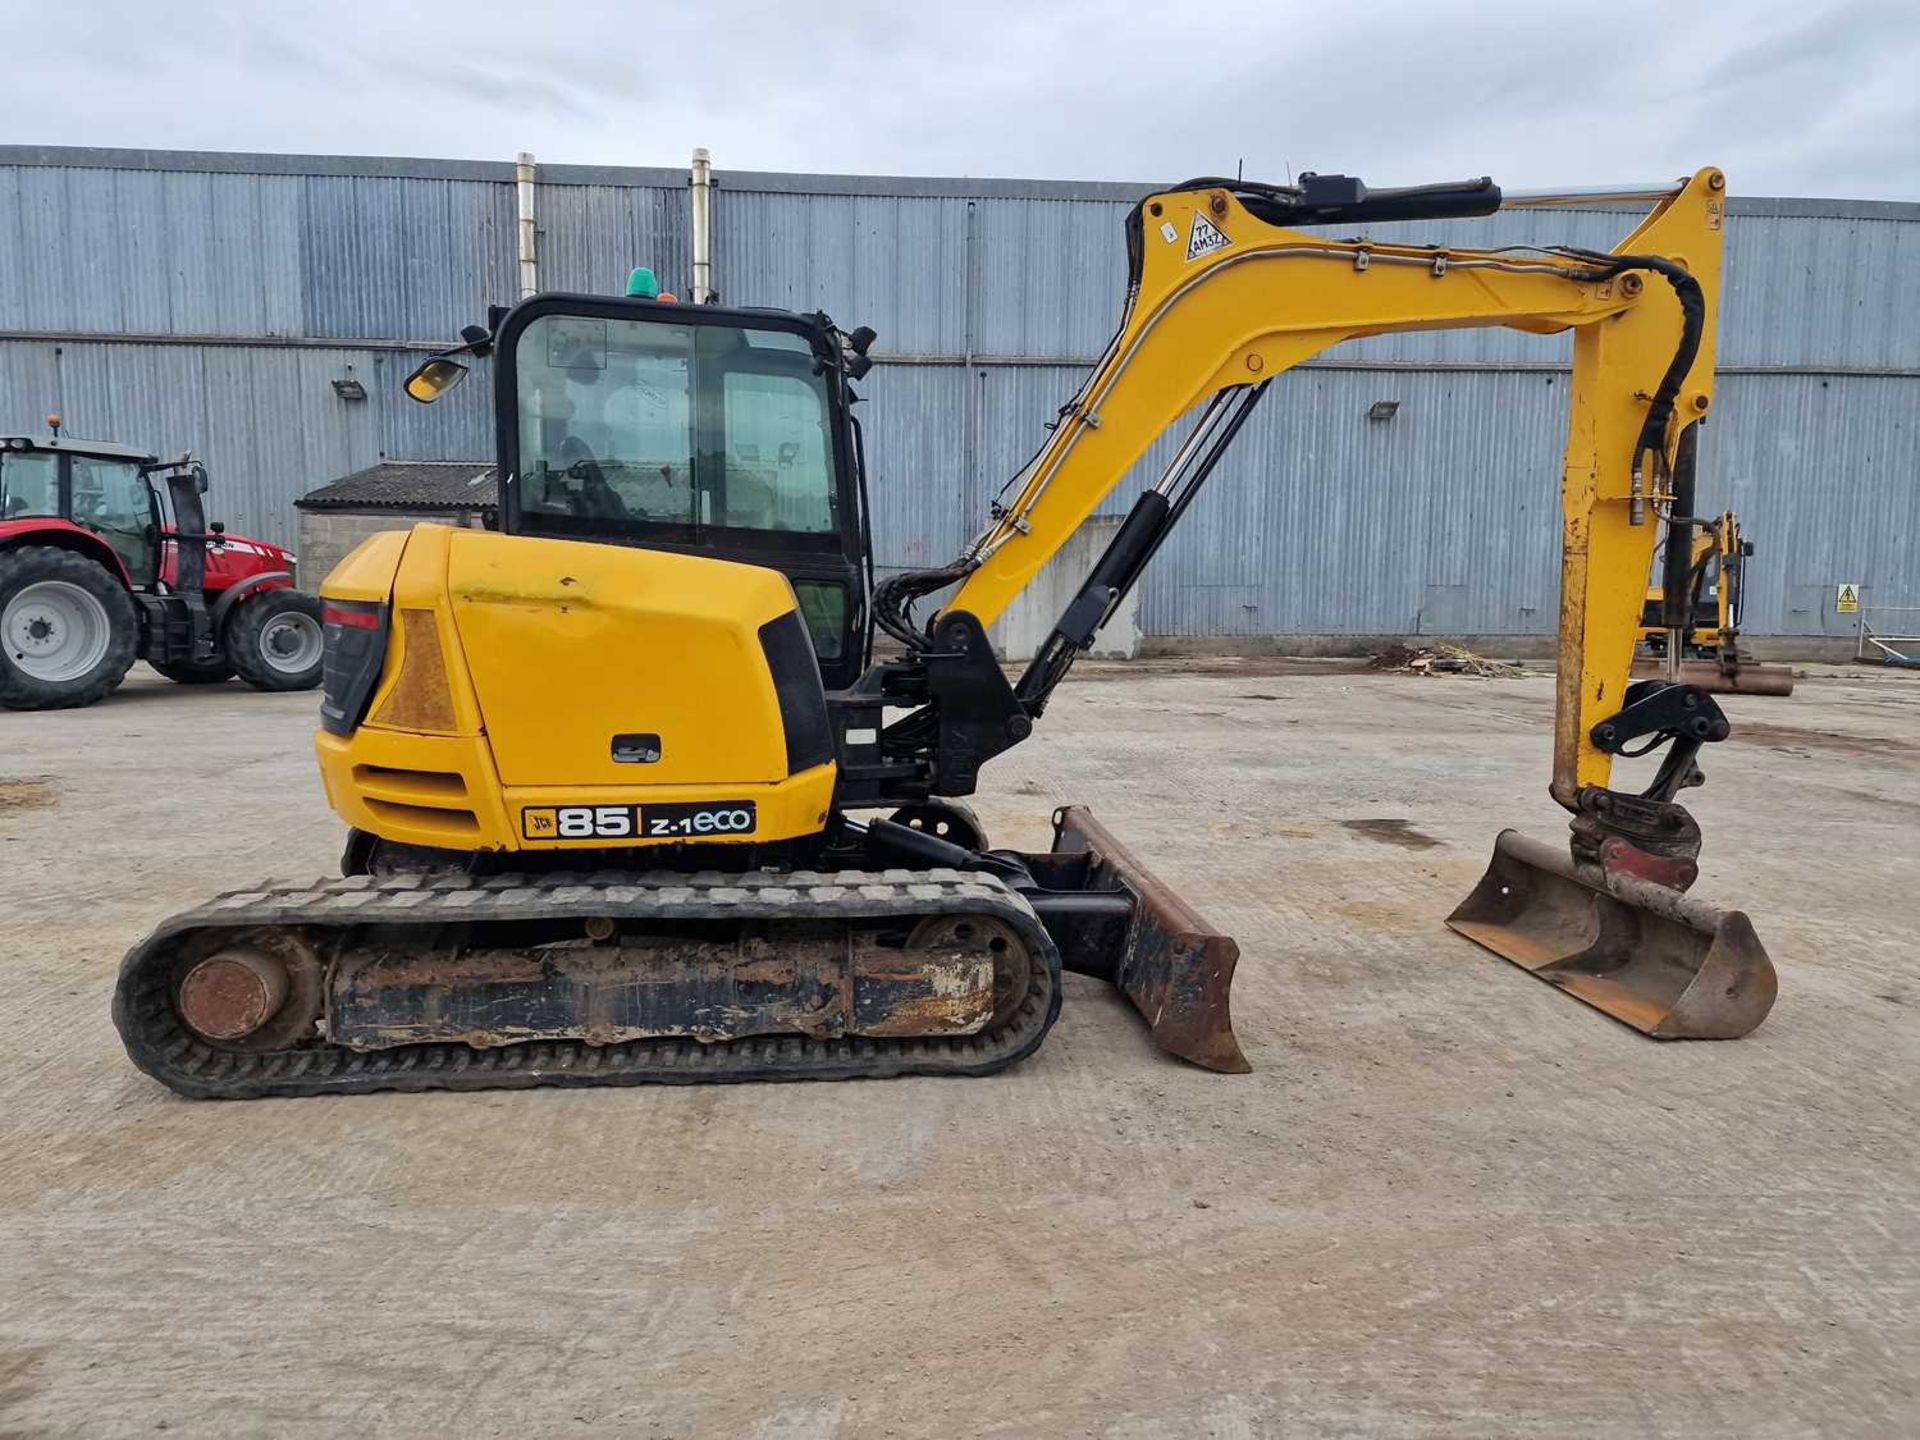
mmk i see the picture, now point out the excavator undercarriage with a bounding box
[116,163,1777,1099]
[116,806,1244,1096]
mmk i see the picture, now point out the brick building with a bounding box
[296,461,496,584]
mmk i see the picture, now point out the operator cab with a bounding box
[406,278,873,688]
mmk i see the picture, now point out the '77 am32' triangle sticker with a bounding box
[1187,211,1230,261]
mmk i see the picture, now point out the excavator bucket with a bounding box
[1041,806,1250,1073]
[1447,829,1776,1038]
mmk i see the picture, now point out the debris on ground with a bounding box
[0,777,58,812]
[1368,644,1524,678]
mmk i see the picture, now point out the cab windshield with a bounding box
[512,313,840,549]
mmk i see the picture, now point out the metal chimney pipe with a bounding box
[690,147,714,303]
[516,152,538,299]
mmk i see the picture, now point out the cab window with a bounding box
[792,581,848,661]
[721,370,834,533]
[0,451,58,520]
[70,455,156,582]
[514,314,840,548]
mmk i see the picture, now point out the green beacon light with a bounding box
[626,266,660,299]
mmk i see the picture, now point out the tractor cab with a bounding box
[0,433,176,589]
[402,273,875,688]
[0,426,321,709]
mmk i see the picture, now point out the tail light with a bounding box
[320,600,389,737]
[369,610,458,734]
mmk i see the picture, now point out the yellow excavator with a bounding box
[1633,509,1795,695]
[115,166,1778,1099]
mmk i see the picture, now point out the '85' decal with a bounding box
[522,802,757,842]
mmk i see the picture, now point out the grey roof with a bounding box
[297,460,496,513]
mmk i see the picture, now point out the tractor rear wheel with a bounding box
[0,546,139,710]
[225,589,324,691]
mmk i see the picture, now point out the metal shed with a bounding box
[2,145,1914,653]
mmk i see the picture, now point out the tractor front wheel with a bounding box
[0,546,139,710]
[225,589,324,692]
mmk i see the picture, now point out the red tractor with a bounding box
[0,427,323,710]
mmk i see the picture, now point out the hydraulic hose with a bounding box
[1559,249,1707,460]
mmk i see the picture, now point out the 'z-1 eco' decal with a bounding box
[522,801,758,842]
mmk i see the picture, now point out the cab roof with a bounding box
[0,435,161,465]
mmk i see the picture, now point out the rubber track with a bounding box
[113,867,1063,1100]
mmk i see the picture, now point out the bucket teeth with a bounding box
[1447,828,1777,1039]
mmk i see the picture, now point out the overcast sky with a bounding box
[4,0,1915,199]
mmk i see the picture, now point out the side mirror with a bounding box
[193,463,210,494]
[842,324,878,379]
[405,355,470,404]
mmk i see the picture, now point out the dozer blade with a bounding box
[1630,657,1795,696]
[1044,806,1250,1072]
[1447,829,1777,1039]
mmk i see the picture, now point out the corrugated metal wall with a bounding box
[3,147,1915,640]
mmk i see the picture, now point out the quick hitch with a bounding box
[1576,680,1733,889]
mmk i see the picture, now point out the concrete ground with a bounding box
[0,660,1914,1438]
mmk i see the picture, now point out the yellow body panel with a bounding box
[441,529,800,787]
[315,525,836,852]
[321,527,409,604]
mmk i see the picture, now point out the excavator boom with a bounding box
[935,171,1723,805]
[885,166,1773,1040]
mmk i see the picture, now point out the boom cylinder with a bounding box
[1015,383,1269,712]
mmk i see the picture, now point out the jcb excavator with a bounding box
[1633,509,1795,695]
[115,166,1778,1099]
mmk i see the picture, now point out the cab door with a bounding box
[68,455,160,587]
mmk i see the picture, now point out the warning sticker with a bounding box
[1836,583,1860,614]
[1186,210,1231,262]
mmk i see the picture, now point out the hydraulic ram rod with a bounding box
[1501,181,1687,209]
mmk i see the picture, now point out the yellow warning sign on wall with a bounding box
[1836,584,1861,614]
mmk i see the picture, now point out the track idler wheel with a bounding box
[172,930,324,1050]
[178,949,288,1040]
